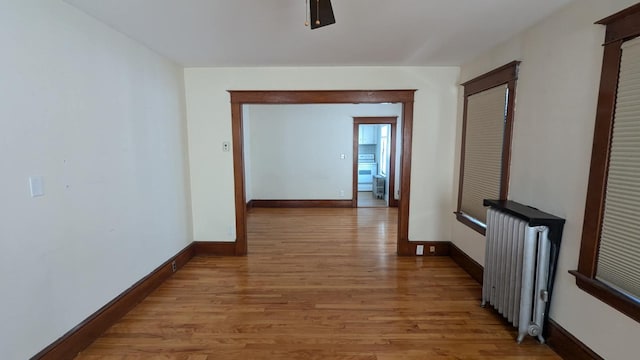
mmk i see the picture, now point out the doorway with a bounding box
[353,117,398,208]
[229,90,416,256]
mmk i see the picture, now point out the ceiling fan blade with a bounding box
[310,0,336,29]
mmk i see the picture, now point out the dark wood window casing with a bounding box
[455,61,520,235]
[570,3,640,323]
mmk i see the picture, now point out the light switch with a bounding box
[340,153,346,159]
[222,142,231,152]
[29,176,44,197]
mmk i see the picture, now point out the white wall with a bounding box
[185,67,459,242]
[245,104,402,200]
[0,1,192,359]
[451,0,640,358]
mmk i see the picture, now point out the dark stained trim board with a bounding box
[193,241,238,256]
[402,241,450,256]
[32,243,195,360]
[449,243,483,284]
[249,200,352,208]
[546,319,604,360]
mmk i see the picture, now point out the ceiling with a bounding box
[64,0,573,67]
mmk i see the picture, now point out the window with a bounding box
[571,3,640,323]
[455,61,519,235]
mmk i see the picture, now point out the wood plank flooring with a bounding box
[357,191,387,207]
[76,208,561,359]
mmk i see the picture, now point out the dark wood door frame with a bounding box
[229,90,416,256]
[353,117,398,208]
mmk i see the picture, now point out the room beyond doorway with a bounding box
[353,117,398,208]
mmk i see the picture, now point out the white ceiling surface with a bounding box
[64,0,573,67]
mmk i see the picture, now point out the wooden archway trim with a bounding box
[229,90,416,256]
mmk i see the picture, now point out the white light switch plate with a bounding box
[29,176,44,197]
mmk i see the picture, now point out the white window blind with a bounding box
[597,36,640,299]
[460,84,508,223]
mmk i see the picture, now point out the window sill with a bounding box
[569,270,640,323]
[454,212,486,236]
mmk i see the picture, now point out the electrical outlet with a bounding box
[222,141,231,152]
[339,190,345,197]
[429,246,436,253]
[416,245,424,255]
[171,260,177,272]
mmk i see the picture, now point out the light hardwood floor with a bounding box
[76,208,561,359]
[357,191,387,207]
